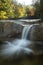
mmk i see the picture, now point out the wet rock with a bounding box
[27,24,43,54]
[27,24,43,41]
[32,25,43,41]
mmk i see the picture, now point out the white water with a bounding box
[0,25,33,59]
[22,25,33,39]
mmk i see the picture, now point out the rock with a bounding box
[27,24,43,54]
[0,22,23,41]
[27,24,43,41]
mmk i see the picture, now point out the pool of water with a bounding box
[0,40,43,65]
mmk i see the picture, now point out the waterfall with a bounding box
[0,25,34,59]
[22,25,33,39]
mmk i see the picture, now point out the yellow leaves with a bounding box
[10,10,12,13]
[29,6,36,16]
[29,6,36,11]
[0,11,8,19]
[1,11,6,15]
[11,4,14,8]
[1,16,8,19]
[0,0,38,19]
[0,15,8,19]
[10,10,13,13]
[19,6,26,17]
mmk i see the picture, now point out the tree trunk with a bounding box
[40,0,43,21]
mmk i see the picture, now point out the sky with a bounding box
[17,0,33,5]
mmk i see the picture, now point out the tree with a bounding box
[18,5,26,18]
[25,6,30,16]
[14,5,20,18]
[0,0,14,19]
[40,0,43,21]
[33,1,40,16]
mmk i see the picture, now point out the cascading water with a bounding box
[0,25,33,59]
[22,25,33,39]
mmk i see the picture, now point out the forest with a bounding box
[0,0,40,19]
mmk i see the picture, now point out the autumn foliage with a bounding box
[0,0,40,19]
